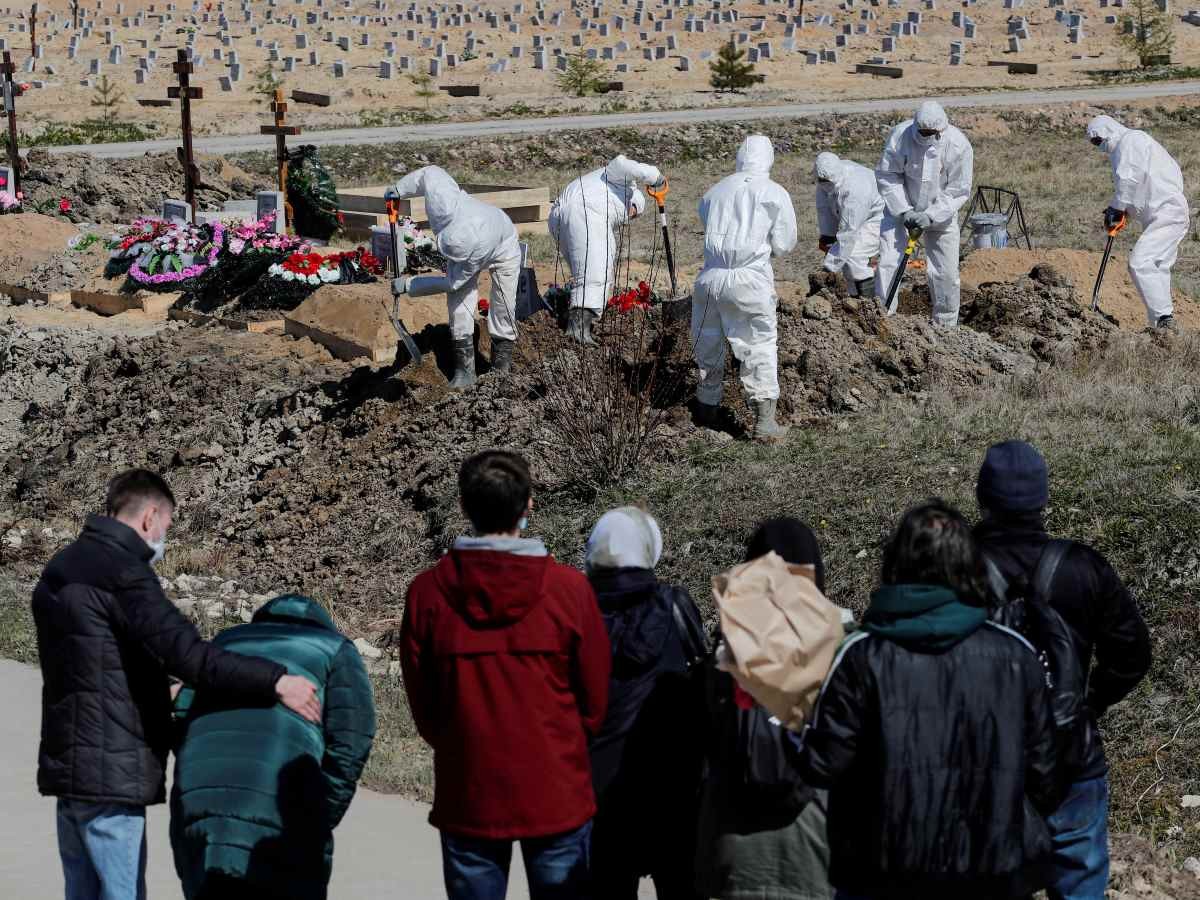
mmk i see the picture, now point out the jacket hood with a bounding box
[736,135,775,176]
[586,507,663,572]
[590,568,671,667]
[252,593,338,632]
[1086,114,1128,154]
[437,541,552,626]
[84,514,154,562]
[862,583,987,650]
[814,151,844,185]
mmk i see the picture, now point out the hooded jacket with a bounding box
[815,152,885,282]
[33,515,285,807]
[798,584,1057,899]
[170,595,376,900]
[876,101,974,229]
[401,537,611,839]
[1086,115,1189,227]
[392,165,522,291]
[975,512,1152,782]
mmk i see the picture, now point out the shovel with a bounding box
[646,179,678,299]
[385,198,423,366]
[883,225,923,316]
[1091,212,1128,316]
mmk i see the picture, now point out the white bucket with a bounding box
[969,212,1009,250]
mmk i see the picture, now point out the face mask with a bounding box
[147,537,166,566]
[517,516,529,532]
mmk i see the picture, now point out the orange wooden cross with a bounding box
[260,89,301,229]
[167,49,203,220]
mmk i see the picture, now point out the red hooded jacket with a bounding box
[401,543,611,839]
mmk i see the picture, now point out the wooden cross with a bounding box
[71,0,79,31]
[29,4,38,59]
[167,49,203,220]
[1,51,23,197]
[260,88,300,229]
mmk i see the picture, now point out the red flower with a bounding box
[282,252,324,276]
[59,198,71,213]
[0,175,6,188]
[478,297,490,313]
[336,211,346,225]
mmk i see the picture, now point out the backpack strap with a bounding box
[982,553,1011,606]
[668,591,708,668]
[1032,539,1072,604]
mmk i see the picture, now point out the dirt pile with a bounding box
[0,214,82,286]
[285,282,407,364]
[962,247,1200,331]
[1109,833,1200,899]
[19,151,268,225]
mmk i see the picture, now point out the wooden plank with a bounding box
[1007,62,1038,74]
[168,307,285,332]
[136,97,175,107]
[438,84,480,97]
[0,283,70,304]
[291,89,331,107]
[71,289,177,317]
[337,184,549,217]
[855,63,903,78]
[284,316,395,364]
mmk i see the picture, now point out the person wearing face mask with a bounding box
[815,152,885,299]
[548,155,666,346]
[401,450,611,900]
[875,100,974,326]
[32,469,322,900]
[1086,115,1190,332]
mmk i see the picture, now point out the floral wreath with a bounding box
[129,222,225,285]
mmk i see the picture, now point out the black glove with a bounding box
[1104,207,1125,230]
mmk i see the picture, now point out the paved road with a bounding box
[35,80,1200,159]
[0,659,654,898]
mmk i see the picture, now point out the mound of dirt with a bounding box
[286,282,410,364]
[1109,833,1200,899]
[18,150,268,226]
[961,247,1200,331]
[0,214,82,285]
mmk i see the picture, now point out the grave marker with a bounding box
[1,51,23,196]
[167,48,202,220]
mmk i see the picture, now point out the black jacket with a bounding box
[975,513,1152,781]
[799,618,1058,899]
[587,568,705,882]
[33,515,285,806]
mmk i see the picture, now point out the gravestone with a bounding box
[162,198,192,223]
[256,190,285,230]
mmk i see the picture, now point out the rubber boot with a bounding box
[491,337,515,375]
[448,338,477,389]
[694,401,719,429]
[853,276,876,298]
[753,399,790,442]
[1156,314,1180,333]
[567,308,598,346]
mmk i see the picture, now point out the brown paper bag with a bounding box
[712,551,845,731]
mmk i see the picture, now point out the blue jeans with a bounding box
[1046,776,1110,900]
[56,799,148,900]
[441,821,592,900]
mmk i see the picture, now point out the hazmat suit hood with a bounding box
[736,135,775,176]
[395,165,464,234]
[814,152,843,184]
[1087,114,1128,154]
[913,101,949,147]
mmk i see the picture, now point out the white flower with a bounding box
[282,270,294,282]
[319,267,338,283]
[307,273,320,286]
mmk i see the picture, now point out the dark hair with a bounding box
[881,500,986,605]
[745,517,825,592]
[458,450,531,535]
[105,469,176,518]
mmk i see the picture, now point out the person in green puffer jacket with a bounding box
[169,594,377,900]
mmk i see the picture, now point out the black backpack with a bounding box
[983,540,1090,786]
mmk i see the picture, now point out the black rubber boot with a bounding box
[853,276,876,298]
[1156,314,1180,333]
[491,337,515,375]
[694,402,720,428]
[567,308,598,346]
[753,399,790,442]
[448,338,477,389]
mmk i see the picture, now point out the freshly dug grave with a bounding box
[0,214,82,286]
[285,282,414,364]
[961,247,1200,331]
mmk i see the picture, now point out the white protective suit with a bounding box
[875,101,974,326]
[547,155,662,314]
[1087,115,1191,325]
[815,151,884,290]
[391,166,523,341]
[692,135,798,405]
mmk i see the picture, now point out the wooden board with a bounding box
[283,316,396,364]
[0,283,71,305]
[855,64,903,78]
[71,290,177,317]
[337,184,550,217]
[291,89,332,107]
[168,307,285,332]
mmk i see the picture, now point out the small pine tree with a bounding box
[252,60,284,105]
[409,72,437,111]
[89,74,124,125]
[709,39,758,93]
[556,51,610,98]
[1116,0,1176,67]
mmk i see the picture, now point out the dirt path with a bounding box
[0,660,652,898]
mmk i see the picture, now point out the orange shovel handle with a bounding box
[646,179,669,208]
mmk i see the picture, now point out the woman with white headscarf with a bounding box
[584,506,706,900]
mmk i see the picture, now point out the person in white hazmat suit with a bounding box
[386,166,523,389]
[815,151,884,298]
[548,155,665,345]
[875,101,974,326]
[692,135,798,441]
[1087,115,1190,331]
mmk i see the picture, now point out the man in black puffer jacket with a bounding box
[974,440,1151,900]
[584,506,706,900]
[33,469,322,900]
[797,501,1059,900]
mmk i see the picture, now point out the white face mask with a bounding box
[147,537,166,566]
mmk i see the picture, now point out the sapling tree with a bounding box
[709,39,758,92]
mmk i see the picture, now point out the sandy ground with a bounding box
[961,246,1200,330]
[11,0,1200,138]
[0,659,657,899]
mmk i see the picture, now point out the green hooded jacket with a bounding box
[861,584,987,650]
[170,595,376,900]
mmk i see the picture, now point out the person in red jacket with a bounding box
[401,449,611,900]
